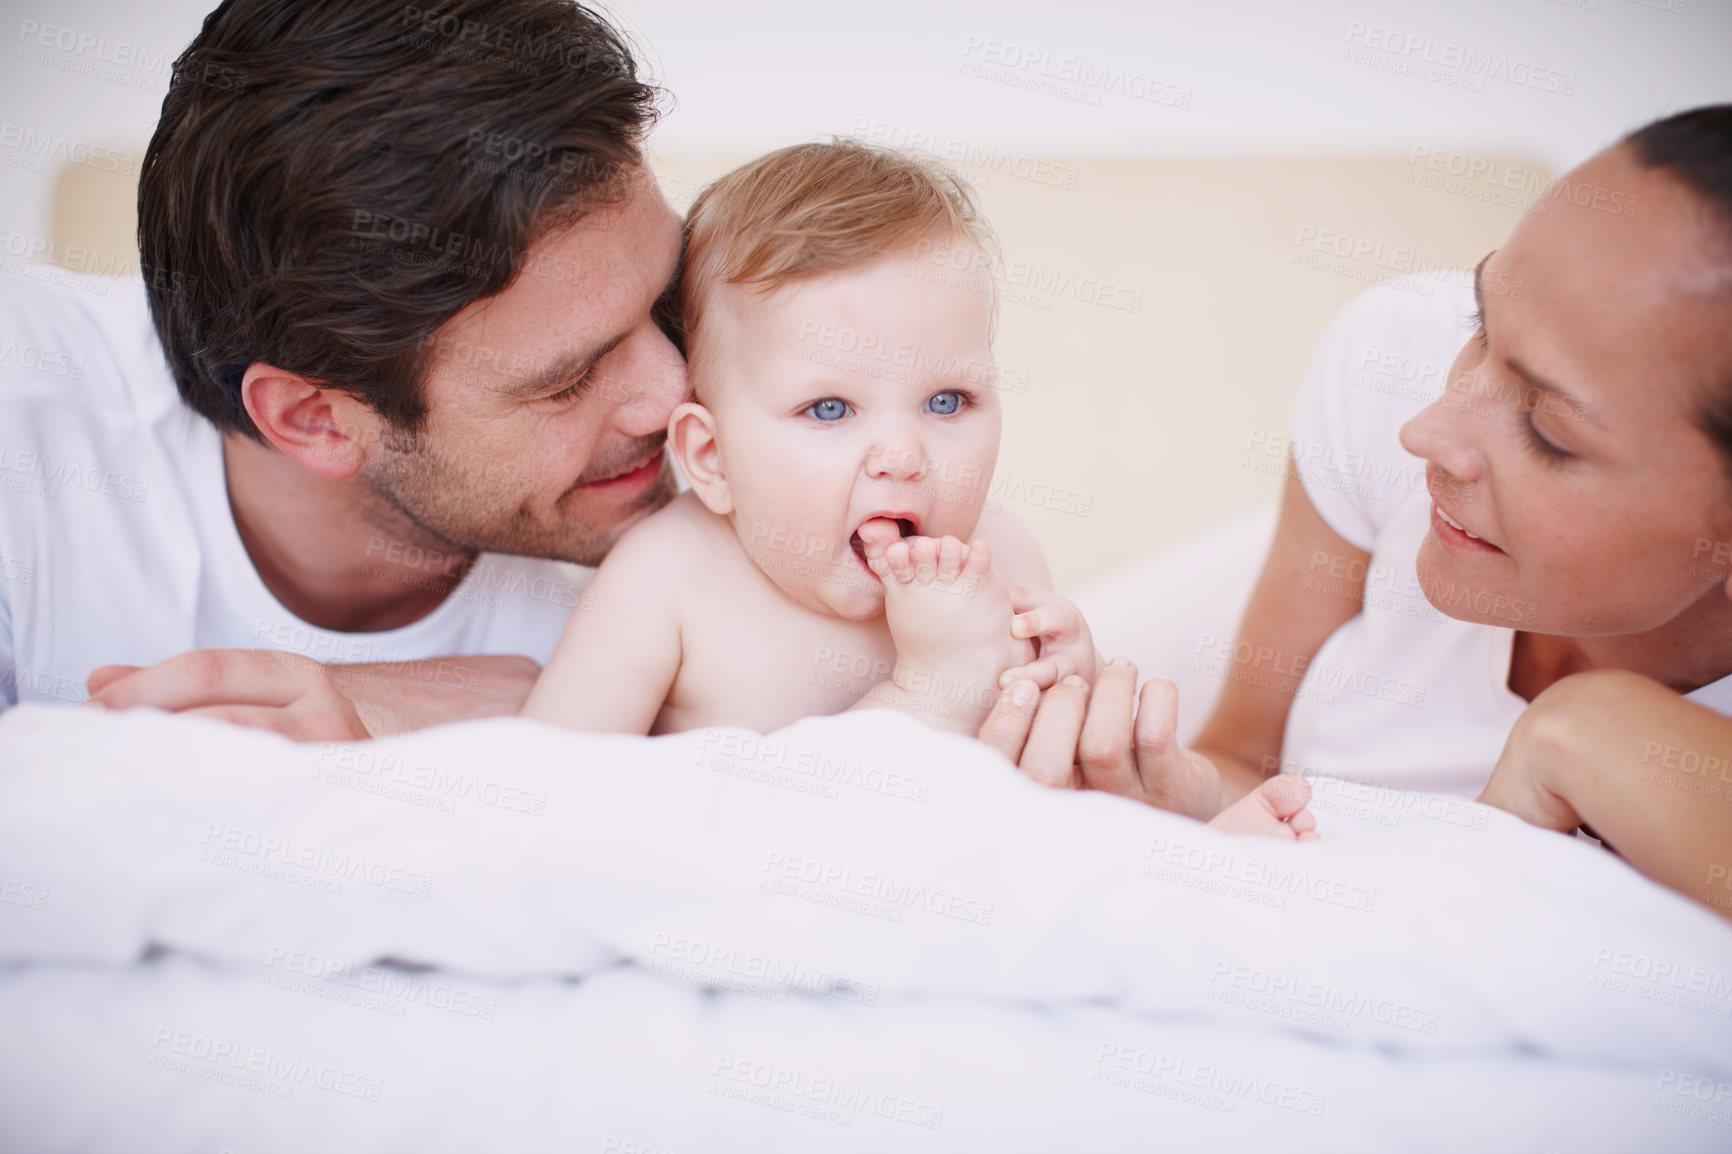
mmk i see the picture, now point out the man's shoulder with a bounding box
[0,270,180,426]
[0,273,209,617]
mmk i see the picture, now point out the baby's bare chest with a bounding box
[654,588,897,735]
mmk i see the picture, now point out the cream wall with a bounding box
[12,0,1729,587]
[647,153,1539,587]
[48,151,1536,589]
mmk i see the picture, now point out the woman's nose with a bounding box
[1400,372,1487,487]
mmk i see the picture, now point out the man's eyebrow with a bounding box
[502,331,629,399]
[1472,251,1490,323]
[504,231,682,400]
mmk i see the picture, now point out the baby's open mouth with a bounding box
[849,518,916,570]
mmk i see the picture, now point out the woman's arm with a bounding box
[1185,468,1370,808]
[1480,668,1732,921]
[977,466,1369,815]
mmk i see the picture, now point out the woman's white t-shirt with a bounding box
[0,270,593,709]
[1279,273,1732,799]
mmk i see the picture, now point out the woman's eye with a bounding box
[925,391,963,416]
[1521,409,1571,464]
[807,398,851,422]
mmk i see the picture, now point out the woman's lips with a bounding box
[1430,503,1503,554]
[581,452,663,495]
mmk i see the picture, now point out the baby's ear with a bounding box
[668,401,732,515]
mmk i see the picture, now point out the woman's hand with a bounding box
[1477,690,1586,834]
[975,657,1225,819]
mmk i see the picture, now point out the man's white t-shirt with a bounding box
[0,270,592,709]
[1278,272,1732,798]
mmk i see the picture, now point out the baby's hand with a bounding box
[858,520,1034,706]
[998,586,1100,690]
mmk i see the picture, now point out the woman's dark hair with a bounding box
[1624,105,1732,465]
[139,0,660,442]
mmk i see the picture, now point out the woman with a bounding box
[979,105,1732,919]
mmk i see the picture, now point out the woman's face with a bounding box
[1399,146,1732,636]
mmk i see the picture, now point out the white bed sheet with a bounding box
[1,703,1729,1152]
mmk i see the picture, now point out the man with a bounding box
[0,0,688,736]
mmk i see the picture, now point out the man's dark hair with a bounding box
[139,0,660,442]
[1624,105,1732,466]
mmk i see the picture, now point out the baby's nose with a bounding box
[865,441,926,481]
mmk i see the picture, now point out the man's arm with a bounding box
[1479,669,1732,922]
[87,650,542,739]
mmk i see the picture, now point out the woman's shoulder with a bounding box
[1289,276,1478,552]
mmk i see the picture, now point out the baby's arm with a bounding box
[519,518,684,735]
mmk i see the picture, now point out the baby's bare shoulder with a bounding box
[599,492,749,583]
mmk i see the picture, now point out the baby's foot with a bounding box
[857,520,1029,697]
[1206,774,1320,841]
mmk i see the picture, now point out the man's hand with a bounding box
[976,657,1225,819]
[86,649,541,740]
[87,650,370,740]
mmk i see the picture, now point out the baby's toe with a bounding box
[910,536,939,583]
[936,535,966,580]
[1260,774,1312,822]
[885,539,915,582]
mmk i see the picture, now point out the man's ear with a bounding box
[240,363,384,480]
[669,401,731,515]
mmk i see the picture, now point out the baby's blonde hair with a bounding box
[677,140,996,378]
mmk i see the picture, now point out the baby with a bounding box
[521,141,1312,839]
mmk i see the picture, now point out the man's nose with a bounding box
[602,324,690,439]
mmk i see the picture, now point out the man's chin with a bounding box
[540,461,678,564]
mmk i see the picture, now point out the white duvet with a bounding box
[0,702,1729,1153]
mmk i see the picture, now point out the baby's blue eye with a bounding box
[808,398,851,422]
[926,391,963,416]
